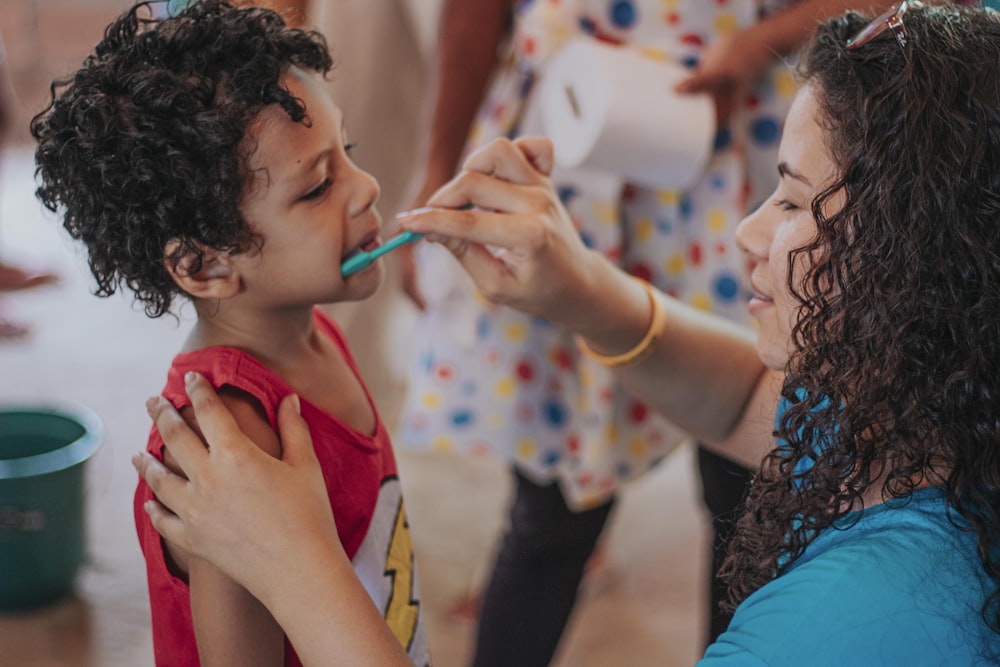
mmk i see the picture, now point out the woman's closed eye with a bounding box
[774,198,799,212]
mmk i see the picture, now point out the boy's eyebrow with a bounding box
[777,161,812,186]
[292,148,333,183]
[289,118,347,184]
[340,118,350,148]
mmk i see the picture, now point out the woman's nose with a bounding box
[735,199,771,262]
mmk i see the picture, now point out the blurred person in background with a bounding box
[0,29,58,341]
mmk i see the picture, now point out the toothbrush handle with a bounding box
[340,231,424,277]
[379,230,424,253]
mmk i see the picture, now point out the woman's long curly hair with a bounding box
[721,3,1000,635]
[31,0,332,317]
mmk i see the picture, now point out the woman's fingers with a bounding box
[395,136,596,324]
[147,394,208,478]
[512,136,555,176]
[461,136,553,185]
[429,235,522,305]
[133,451,188,511]
[400,205,545,250]
[398,136,559,226]
[143,498,186,549]
[132,452,189,545]
[424,170,554,217]
[275,393,319,470]
[396,206,520,296]
[181,372,244,455]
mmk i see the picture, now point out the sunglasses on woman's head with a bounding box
[846,1,910,51]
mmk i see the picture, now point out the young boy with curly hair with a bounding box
[30,2,430,665]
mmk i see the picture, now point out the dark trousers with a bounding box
[696,445,754,645]
[471,448,753,666]
[470,469,614,667]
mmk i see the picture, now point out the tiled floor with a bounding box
[0,2,712,665]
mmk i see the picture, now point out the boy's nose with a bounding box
[349,167,381,218]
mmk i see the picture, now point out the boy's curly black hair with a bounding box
[31,0,333,317]
[721,2,1000,640]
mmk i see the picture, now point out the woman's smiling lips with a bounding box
[747,278,773,315]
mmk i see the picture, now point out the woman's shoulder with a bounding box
[702,489,998,666]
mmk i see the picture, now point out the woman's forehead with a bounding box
[778,85,839,190]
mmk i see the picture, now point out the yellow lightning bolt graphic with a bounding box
[384,499,419,649]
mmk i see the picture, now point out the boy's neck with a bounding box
[179,299,375,435]
[182,301,325,365]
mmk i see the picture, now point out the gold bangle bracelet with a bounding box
[576,278,666,368]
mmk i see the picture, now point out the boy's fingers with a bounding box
[147,395,208,475]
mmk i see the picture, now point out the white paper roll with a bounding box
[537,37,716,191]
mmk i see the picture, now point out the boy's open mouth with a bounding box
[341,235,381,262]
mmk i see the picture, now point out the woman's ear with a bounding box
[164,239,241,300]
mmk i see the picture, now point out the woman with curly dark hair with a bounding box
[32,1,430,665]
[133,2,999,665]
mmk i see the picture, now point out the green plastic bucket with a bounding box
[0,404,102,610]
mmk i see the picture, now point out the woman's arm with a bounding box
[139,375,414,667]
[398,137,781,467]
[190,556,285,666]
[178,391,286,666]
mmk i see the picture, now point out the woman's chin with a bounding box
[755,337,790,372]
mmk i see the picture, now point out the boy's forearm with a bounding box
[419,0,511,194]
[189,557,286,666]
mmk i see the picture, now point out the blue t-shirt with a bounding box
[700,399,999,665]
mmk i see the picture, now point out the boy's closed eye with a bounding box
[299,143,357,202]
[302,179,332,201]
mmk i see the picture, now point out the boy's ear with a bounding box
[163,239,240,300]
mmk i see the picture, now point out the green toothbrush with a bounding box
[340,230,424,277]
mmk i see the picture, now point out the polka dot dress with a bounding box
[400,0,798,510]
